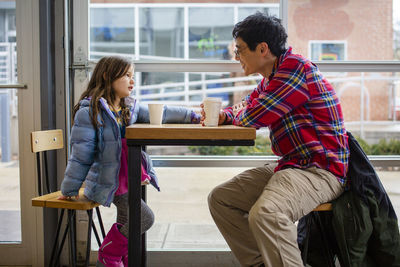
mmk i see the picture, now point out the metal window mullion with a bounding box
[132,61,400,73]
[201,72,206,99]
[90,3,277,8]
[184,72,189,105]
[184,6,189,60]
[360,72,365,139]
[11,43,16,83]
[134,6,141,101]
[279,0,288,31]
[233,5,238,24]
[134,6,139,60]
[150,155,400,168]
[135,72,141,101]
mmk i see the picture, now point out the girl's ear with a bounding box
[103,72,107,80]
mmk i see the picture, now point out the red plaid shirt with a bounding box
[224,47,349,184]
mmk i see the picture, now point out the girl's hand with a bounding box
[57,194,79,200]
[200,103,226,126]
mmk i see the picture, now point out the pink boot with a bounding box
[122,255,128,266]
[97,223,127,267]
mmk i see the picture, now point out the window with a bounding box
[80,0,400,255]
[309,41,346,61]
[140,8,184,59]
[90,6,135,57]
[88,2,277,108]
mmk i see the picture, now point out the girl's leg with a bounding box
[113,194,154,266]
[97,194,154,267]
[113,193,155,236]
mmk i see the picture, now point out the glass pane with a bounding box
[188,7,234,60]
[135,71,261,105]
[146,166,400,249]
[139,8,184,59]
[131,71,400,251]
[147,167,247,249]
[133,71,400,156]
[90,6,135,59]
[310,42,346,61]
[288,0,399,61]
[138,72,185,103]
[0,0,21,243]
[238,6,279,22]
[327,72,400,149]
[89,1,280,61]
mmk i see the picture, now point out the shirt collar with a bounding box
[269,46,292,80]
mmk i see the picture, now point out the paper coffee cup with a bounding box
[203,97,222,127]
[148,104,164,125]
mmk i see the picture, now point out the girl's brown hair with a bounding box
[73,56,133,129]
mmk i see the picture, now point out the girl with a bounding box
[59,56,200,267]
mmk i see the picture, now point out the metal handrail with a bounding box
[0,84,27,89]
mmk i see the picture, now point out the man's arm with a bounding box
[220,81,263,125]
[234,60,309,128]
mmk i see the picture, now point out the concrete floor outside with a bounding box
[1,163,400,251]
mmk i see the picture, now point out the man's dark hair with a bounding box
[232,12,287,57]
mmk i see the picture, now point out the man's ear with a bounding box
[259,42,269,56]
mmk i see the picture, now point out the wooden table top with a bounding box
[125,124,256,140]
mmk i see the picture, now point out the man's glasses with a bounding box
[234,48,240,57]
[234,46,248,58]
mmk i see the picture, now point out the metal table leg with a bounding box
[128,145,143,267]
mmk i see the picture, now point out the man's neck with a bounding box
[260,56,277,78]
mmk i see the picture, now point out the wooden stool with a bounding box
[30,129,105,267]
[301,203,336,267]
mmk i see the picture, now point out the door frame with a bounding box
[0,0,44,266]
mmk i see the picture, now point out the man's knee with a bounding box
[248,200,280,227]
[208,183,234,211]
[208,185,222,209]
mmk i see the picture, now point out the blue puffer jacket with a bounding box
[61,97,199,206]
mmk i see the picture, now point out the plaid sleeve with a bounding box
[233,59,310,128]
[221,79,264,125]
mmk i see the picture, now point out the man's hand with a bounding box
[200,103,226,126]
[232,100,247,116]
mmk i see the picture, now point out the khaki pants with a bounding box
[208,163,344,267]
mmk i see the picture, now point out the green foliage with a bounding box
[353,136,372,154]
[190,145,235,155]
[189,134,400,156]
[188,135,274,155]
[236,135,273,155]
[354,136,400,155]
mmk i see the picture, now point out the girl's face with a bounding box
[112,65,134,100]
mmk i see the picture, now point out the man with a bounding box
[204,13,349,267]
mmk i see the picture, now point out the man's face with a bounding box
[234,37,262,76]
